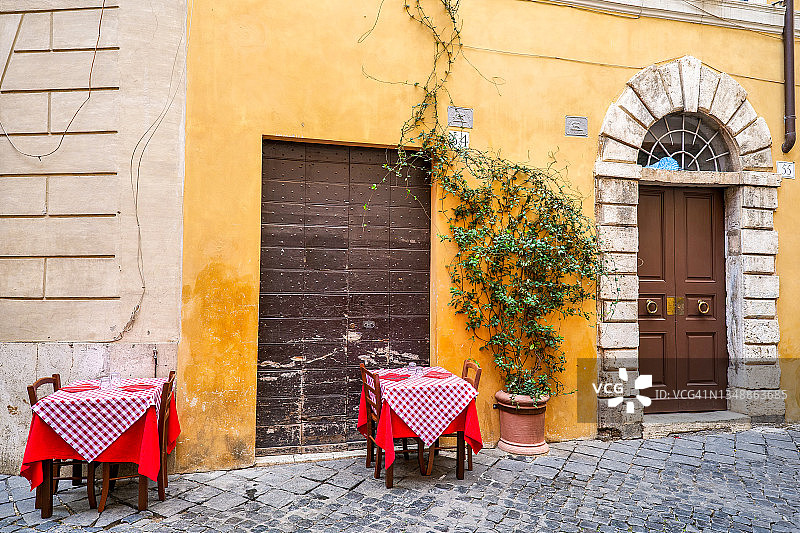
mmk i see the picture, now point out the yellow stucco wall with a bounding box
[181,0,800,470]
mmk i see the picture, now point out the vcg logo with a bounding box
[592,368,653,413]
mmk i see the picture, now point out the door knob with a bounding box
[645,299,658,315]
[698,299,710,315]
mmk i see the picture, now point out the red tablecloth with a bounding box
[357,373,482,468]
[20,394,180,491]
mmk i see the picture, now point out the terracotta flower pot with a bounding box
[494,390,550,455]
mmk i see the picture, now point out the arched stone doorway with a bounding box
[594,56,784,438]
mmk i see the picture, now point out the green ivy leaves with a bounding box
[437,151,603,400]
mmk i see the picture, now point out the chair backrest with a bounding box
[461,360,481,391]
[27,374,62,406]
[158,371,176,449]
[360,363,382,423]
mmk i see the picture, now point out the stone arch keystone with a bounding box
[598,56,773,171]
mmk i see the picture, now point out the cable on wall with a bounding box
[0,0,108,160]
[115,0,193,341]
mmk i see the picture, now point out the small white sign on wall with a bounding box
[777,161,795,179]
[447,106,474,129]
[565,116,589,137]
[448,130,469,150]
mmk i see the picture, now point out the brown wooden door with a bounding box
[257,140,431,453]
[638,186,727,413]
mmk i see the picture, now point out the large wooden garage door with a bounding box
[257,140,431,454]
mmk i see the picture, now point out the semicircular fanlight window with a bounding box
[637,113,733,172]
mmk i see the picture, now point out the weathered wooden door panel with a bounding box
[257,141,431,453]
[638,186,727,413]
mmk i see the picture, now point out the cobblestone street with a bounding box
[2,426,799,532]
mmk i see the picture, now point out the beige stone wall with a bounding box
[0,0,186,472]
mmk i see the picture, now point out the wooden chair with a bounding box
[28,374,95,513]
[424,360,481,475]
[360,365,426,488]
[92,371,176,512]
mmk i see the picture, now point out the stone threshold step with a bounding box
[255,449,366,467]
[642,410,751,439]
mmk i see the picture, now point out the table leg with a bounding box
[137,475,148,511]
[34,484,41,510]
[40,460,53,519]
[416,438,425,474]
[456,431,465,480]
[87,462,97,509]
[385,463,393,488]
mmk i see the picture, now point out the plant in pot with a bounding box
[365,0,602,454]
[438,151,603,455]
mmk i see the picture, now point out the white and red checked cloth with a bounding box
[31,377,168,462]
[376,367,477,447]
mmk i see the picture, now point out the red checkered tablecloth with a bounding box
[375,367,478,447]
[31,378,167,463]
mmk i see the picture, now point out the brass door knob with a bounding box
[646,299,658,315]
[698,299,710,315]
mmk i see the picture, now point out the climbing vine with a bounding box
[370,0,604,399]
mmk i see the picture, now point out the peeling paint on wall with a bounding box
[177,261,258,471]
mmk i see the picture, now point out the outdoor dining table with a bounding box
[20,377,180,518]
[356,366,482,478]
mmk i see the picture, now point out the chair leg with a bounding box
[402,438,409,460]
[87,462,97,509]
[98,463,111,513]
[72,462,82,486]
[373,445,382,479]
[137,475,148,511]
[366,437,374,468]
[163,453,169,490]
[385,462,393,488]
[109,464,119,491]
[467,442,473,471]
[40,460,53,519]
[158,456,166,501]
[425,445,436,476]
[52,459,60,495]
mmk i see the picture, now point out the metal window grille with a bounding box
[638,113,733,171]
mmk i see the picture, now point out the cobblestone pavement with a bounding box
[2,426,799,532]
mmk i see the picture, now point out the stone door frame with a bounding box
[594,56,784,438]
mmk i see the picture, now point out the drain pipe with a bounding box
[783,0,796,153]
